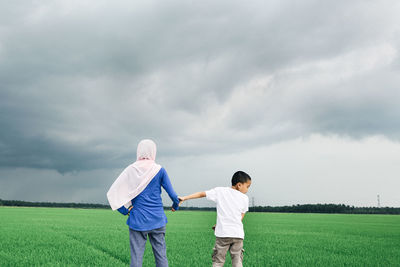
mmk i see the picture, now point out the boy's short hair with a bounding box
[231,171,251,186]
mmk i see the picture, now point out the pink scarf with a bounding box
[107,139,161,210]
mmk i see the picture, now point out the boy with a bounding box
[179,171,252,267]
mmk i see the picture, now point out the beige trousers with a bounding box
[212,237,244,267]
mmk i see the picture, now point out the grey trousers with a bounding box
[129,226,168,267]
[212,237,244,267]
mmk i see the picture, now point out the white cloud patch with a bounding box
[165,134,400,207]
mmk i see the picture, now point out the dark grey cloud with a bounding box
[0,0,399,176]
[0,167,119,203]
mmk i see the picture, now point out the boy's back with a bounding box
[206,187,249,239]
[179,170,252,267]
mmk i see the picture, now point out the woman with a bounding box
[107,139,180,267]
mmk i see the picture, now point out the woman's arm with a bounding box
[160,168,180,211]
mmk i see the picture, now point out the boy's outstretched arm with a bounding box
[179,191,206,204]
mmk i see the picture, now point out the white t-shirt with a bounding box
[206,187,249,239]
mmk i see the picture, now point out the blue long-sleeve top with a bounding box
[117,167,179,231]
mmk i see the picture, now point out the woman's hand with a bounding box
[171,196,185,212]
[178,196,185,206]
[128,205,133,216]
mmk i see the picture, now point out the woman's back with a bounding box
[127,167,179,231]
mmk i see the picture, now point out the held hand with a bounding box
[178,196,185,206]
[171,197,183,212]
[172,196,185,212]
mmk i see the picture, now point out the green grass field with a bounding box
[0,207,399,266]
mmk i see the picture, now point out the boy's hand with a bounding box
[212,224,216,231]
[171,197,183,212]
[171,196,185,212]
[178,196,185,206]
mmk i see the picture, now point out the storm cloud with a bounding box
[1,1,399,206]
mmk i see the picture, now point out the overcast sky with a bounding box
[1,1,400,207]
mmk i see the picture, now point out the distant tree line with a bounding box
[1,199,399,214]
[0,199,109,209]
[249,204,400,214]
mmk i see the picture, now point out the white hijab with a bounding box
[107,139,162,210]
